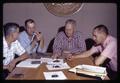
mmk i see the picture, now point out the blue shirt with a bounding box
[18,31,46,54]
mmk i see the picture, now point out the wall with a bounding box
[3,3,117,49]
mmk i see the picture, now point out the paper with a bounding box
[47,59,64,65]
[43,71,67,80]
[40,57,64,64]
[46,62,70,70]
[16,59,41,68]
[40,57,53,63]
[68,64,107,80]
[81,64,106,73]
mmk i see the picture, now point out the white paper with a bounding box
[69,64,106,74]
[16,59,41,68]
[47,59,64,65]
[40,57,53,63]
[40,58,64,64]
[46,62,70,70]
[43,71,67,80]
[68,64,107,79]
[81,64,106,74]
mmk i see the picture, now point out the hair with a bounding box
[3,22,19,37]
[25,19,35,27]
[93,24,109,35]
[65,19,76,26]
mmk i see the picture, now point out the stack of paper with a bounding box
[43,71,67,80]
[16,59,41,68]
[69,64,107,80]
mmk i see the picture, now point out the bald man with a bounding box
[52,19,86,59]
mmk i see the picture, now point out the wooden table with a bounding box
[6,53,109,80]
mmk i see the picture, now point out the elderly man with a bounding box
[68,25,117,80]
[52,19,86,59]
[3,23,29,78]
[18,19,45,55]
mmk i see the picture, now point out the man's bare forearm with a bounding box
[39,38,44,49]
[74,49,94,59]
[13,52,29,64]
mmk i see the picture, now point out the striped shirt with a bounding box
[3,37,25,65]
[53,31,86,56]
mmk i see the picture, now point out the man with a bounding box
[52,19,86,59]
[68,25,117,79]
[18,19,45,55]
[3,23,29,78]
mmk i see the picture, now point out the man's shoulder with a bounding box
[108,35,117,43]
[19,31,28,38]
[56,31,65,37]
[12,40,20,45]
[19,31,26,35]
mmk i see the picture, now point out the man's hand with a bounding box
[7,60,16,72]
[31,39,37,49]
[52,54,59,59]
[35,31,43,41]
[65,54,74,61]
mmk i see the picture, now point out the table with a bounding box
[6,53,109,80]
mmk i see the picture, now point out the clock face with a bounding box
[44,3,83,17]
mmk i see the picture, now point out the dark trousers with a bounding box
[106,67,117,80]
[2,69,10,79]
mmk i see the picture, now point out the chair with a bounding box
[85,38,95,50]
[46,26,65,53]
[19,26,25,32]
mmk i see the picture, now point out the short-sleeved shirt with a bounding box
[53,31,86,56]
[3,37,25,65]
[91,35,117,71]
[18,31,46,54]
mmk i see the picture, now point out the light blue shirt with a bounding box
[18,31,46,54]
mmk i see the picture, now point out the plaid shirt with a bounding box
[3,37,25,65]
[53,31,86,56]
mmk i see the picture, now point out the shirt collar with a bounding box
[65,32,75,40]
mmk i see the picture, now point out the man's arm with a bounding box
[95,55,107,66]
[37,33,44,49]
[35,32,45,52]
[7,52,29,72]
[67,46,99,60]
[95,41,116,66]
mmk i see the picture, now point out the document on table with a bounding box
[40,57,64,64]
[68,64,107,80]
[40,57,53,63]
[16,59,41,68]
[46,62,70,70]
[43,71,67,80]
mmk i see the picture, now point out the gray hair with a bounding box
[3,23,19,37]
[65,19,76,26]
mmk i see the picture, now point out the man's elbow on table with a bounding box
[94,55,107,66]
